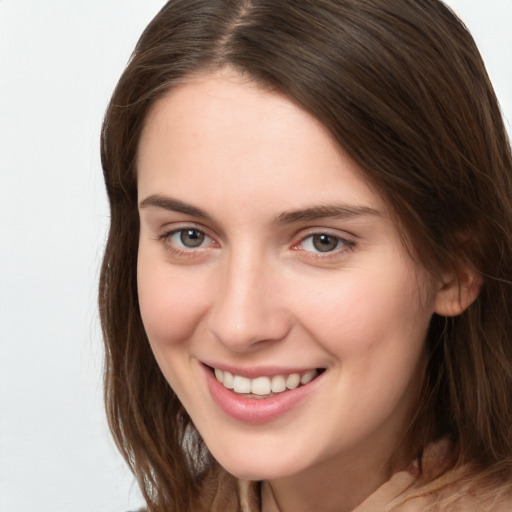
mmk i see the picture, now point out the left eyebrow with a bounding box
[274,204,382,224]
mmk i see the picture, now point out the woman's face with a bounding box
[136,70,443,481]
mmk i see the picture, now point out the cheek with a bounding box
[137,257,210,347]
[290,264,434,360]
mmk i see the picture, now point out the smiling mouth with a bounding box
[211,367,324,398]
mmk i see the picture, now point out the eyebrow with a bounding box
[139,194,381,224]
[139,195,209,218]
[274,204,382,224]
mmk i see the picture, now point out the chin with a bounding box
[211,449,304,482]
[222,463,291,482]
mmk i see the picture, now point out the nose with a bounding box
[207,248,291,352]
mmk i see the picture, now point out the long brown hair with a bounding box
[99,1,512,510]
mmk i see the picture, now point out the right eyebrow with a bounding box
[138,194,210,219]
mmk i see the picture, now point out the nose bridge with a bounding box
[208,243,288,351]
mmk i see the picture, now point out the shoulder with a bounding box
[396,483,512,512]
[397,462,512,511]
[439,482,512,512]
[376,473,512,512]
[357,439,512,512]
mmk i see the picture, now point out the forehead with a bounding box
[136,70,389,220]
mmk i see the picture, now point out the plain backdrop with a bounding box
[0,1,510,511]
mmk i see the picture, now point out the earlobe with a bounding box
[434,268,482,317]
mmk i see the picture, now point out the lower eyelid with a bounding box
[171,229,210,248]
[298,234,354,253]
[157,227,353,257]
[159,228,218,254]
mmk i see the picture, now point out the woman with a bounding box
[99,1,512,510]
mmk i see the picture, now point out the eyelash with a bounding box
[293,232,355,258]
[158,227,355,260]
[159,227,216,256]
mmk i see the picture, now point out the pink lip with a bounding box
[202,364,323,424]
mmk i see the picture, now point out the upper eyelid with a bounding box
[169,229,215,249]
[142,208,224,239]
[294,226,357,243]
[157,224,357,249]
[159,228,218,257]
[164,227,215,241]
[159,222,217,240]
[296,233,355,248]
[292,229,357,256]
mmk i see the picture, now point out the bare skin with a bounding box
[136,69,479,512]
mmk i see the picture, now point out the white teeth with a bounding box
[300,370,316,385]
[214,368,319,396]
[271,375,286,393]
[251,376,271,395]
[233,375,251,394]
[286,373,301,390]
[223,371,234,389]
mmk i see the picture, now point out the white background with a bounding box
[0,2,510,511]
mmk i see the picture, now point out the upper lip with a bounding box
[202,361,323,379]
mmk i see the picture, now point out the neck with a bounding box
[260,436,410,512]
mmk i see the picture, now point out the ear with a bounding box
[434,267,482,317]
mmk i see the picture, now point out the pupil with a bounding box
[312,234,338,252]
[180,229,204,248]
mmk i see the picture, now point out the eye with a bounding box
[168,228,212,249]
[299,233,354,254]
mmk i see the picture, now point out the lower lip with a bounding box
[203,365,323,424]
